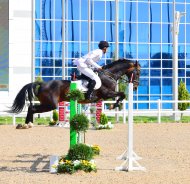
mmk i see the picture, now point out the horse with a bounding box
[8,58,140,125]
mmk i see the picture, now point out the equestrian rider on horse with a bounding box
[73,41,109,100]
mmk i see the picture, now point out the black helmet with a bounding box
[98,41,109,49]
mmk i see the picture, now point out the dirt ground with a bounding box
[0,123,190,184]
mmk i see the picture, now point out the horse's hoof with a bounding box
[28,122,34,128]
[16,124,23,129]
[22,124,29,129]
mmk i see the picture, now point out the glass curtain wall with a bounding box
[34,0,190,109]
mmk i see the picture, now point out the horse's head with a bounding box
[122,59,140,91]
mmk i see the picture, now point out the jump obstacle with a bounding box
[115,83,146,171]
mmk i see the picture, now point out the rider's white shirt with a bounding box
[73,49,103,69]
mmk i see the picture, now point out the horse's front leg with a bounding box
[101,89,125,109]
[113,92,126,109]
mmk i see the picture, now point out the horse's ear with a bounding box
[134,60,138,67]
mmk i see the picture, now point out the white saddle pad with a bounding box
[72,80,100,92]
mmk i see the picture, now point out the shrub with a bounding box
[99,113,108,125]
[67,89,84,101]
[53,110,59,122]
[67,143,94,161]
[70,114,89,132]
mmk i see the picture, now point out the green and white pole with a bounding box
[70,81,81,147]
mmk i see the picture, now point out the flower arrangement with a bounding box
[52,144,100,174]
[96,113,114,130]
[56,158,97,174]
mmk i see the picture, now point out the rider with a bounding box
[73,41,109,100]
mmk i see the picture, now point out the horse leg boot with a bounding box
[86,80,96,100]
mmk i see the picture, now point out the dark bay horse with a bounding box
[8,58,140,124]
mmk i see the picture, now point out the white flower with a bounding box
[73,160,80,166]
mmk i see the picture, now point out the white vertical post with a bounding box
[115,83,145,171]
[158,99,161,124]
[128,83,133,170]
[123,100,126,124]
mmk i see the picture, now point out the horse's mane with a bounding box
[103,58,135,70]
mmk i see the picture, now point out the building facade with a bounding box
[1,0,190,110]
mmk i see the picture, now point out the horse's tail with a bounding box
[8,83,35,114]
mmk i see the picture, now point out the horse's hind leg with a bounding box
[25,104,34,124]
[25,103,57,124]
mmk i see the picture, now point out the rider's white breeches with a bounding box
[77,65,101,90]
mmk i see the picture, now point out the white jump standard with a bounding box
[115,83,146,172]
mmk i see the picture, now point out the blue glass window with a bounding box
[139,60,149,68]
[138,23,148,43]
[35,42,40,57]
[35,21,40,40]
[186,60,190,68]
[55,21,62,41]
[150,69,161,77]
[162,78,172,94]
[81,22,88,41]
[162,69,172,77]
[141,69,149,77]
[162,96,172,109]
[126,23,137,43]
[42,77,54,82]
[68,21,80,41]
[35,0,40,19]
[138,78,149,94]
[94,1,105,21]
[178,69,185,77]
[138,44,149,59]
[150,3,161,22]
[35,68,40,76]
[138,2,149,22]
[150,60,161,68]
[106,22,115,42]
[186,46,190,59]
[42,59,53,67]
[67,42,80,58]
[93,22,105,41]
[42,68,53,76]
[42,42,53,57]
[178,24,185,43]
[126,2,136,22]
[186,4,190,23]
[42,20,54,41]
[162,45,172,56]
[138,96,149,109]
[150,44,161,59]
[68,0,79,20]
[162,3,172,23]
[42,0,53,19]
[106,1,115,21]
[81,0,88,20]
[150,96,161,109]
[55,68,62,76]
[126,44,137,59]
[55,0,62,19]
[162,24,172,43]
[35,59,40,67]
[150,24,161,43]
[162,60,172,68]
[55,59,62,67]
[55,42,62,58]
[150,78,161,94]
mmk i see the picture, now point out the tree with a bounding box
[178,80,190,119]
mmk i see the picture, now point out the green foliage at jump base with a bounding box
[178,80,190,118]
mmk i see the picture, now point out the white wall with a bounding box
[0,0,32,111]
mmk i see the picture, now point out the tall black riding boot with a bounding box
[86,80,96,100]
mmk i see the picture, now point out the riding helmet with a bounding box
[98,41,109,49]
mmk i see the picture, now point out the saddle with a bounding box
[71,73,98,92]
